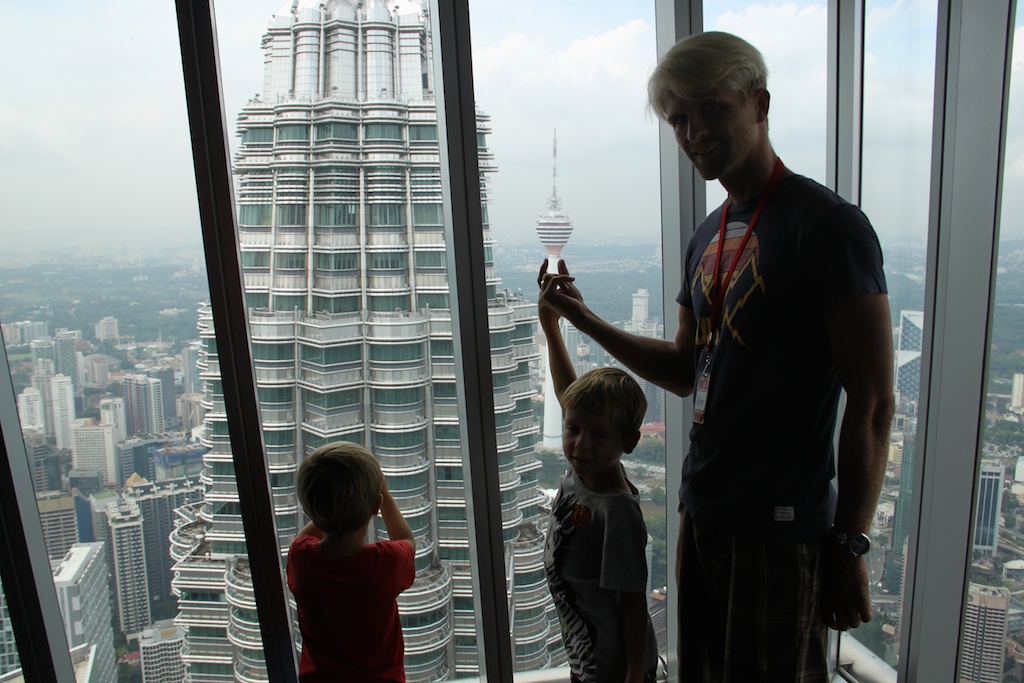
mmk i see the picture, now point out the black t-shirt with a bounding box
[676,173,887,542]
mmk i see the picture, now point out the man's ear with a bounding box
[755,88,770,123]
[623,429,642,454]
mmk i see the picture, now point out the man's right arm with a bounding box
[541,261,697,396]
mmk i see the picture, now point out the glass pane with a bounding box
[0,2,242,681]
[212,1,497,679]
[959,3,1024,682]
[703,1,829,208]
[844,0,938,673]
[469,1,667,679]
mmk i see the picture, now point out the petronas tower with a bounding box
[171,1,562,680]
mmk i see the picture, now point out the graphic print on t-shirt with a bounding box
[692,220,765,347]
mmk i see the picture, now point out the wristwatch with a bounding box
[829,528,871,557]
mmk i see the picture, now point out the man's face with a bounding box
[663,86,767,183]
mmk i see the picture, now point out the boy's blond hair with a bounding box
[561,367,647,438]
[648,31,769,121]
[297,442,384,536]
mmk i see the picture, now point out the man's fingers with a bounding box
[537,260,548,288]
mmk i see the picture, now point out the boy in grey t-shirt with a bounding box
[539,261,658,683]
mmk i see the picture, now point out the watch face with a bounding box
[849,534,870,556]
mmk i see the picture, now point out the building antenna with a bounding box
[548,128,561,212]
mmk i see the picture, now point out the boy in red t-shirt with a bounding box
[287,442,416,682]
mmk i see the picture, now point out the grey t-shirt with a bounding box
[544,469,658,682]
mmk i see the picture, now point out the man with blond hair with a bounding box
[540,31,894,681]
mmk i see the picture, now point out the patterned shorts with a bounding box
[676,506,830,682]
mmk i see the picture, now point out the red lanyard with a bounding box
[708,157,786,350]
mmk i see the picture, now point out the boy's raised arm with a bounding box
[380,479,416,551]
[538,260,578,405]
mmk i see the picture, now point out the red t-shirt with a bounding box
[286,534,415,682]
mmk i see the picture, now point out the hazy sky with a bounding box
[1,1,1021,251]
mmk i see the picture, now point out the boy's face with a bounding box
[562,407,638,488]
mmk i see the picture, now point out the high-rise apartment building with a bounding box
[139,620,186,683]
[25,430,61,493]
[30,338,54,367]
[181,342,201,395]
[124,475,202,608]
[959,583,1010,683]
[94,316,120,342]
[72,419,119,486]
[123,374,166,436]
[109,500,152,636]
[36,491,79,561]
[973,460,1004,557]
[100,396,128,444]
[54,331,80,389]
[16,387,44,433]
[147,366,178,424]
[53,543,116,683]
[172,2,554,680]
[117,436,161,485]
[31,358,55,438]
[50,374,76,450]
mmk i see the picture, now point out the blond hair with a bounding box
[648,31,769,120]
[297,442,384,535]
[561,367,647,437]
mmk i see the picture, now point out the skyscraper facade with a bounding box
[139,620,186,683]
[959,583,1010,683]
[172,2,555,681]
[109,500,152,636]
[54,330,80,389]
[53,542,116,683]
[124,475,202,608]
[0,580,18,676]
[50,374,76,450]
[896,310,924,405]
[16,387,43,433]
[147,366,178,424]
[101,396,128,444]
[973,460,1004,557]
[123,374,166,436]
[36,490,79,561]
[71,420,118,486]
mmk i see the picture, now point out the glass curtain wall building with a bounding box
[173,1,558,680]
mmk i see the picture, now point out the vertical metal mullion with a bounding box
[901,1,1016,680]
[174,1,298,681]
[655,2,703,681]
[431,0,514,681]
[826,0,864,204]
[0,342,74,683]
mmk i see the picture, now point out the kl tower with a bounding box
[537,131,574,450]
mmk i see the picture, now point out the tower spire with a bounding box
[548,129,561,212]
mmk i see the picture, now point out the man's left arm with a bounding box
[823,292,895,631]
